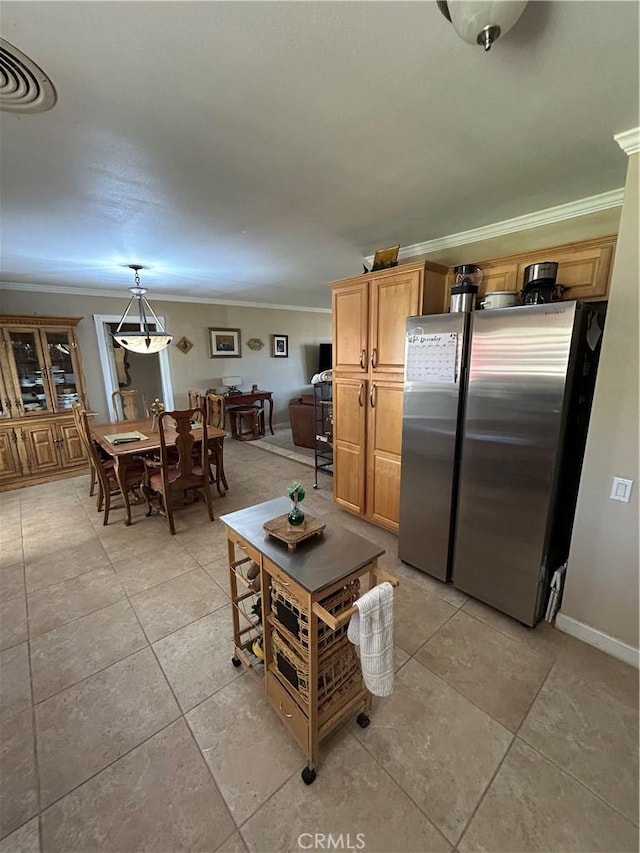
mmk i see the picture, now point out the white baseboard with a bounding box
[555,613,639,669]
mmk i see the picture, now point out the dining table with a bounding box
[91,417,228,526]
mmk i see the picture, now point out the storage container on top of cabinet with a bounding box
[0,316,90,490]
[330,261,448,533]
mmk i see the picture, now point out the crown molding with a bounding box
[364,188,624,265]
[614,127,640,156]
[0,282,331,314]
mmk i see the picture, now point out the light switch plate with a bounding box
[610,477,633,503]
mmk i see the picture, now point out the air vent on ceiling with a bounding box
[0,37,57,113]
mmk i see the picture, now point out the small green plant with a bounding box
[287,481,305,503]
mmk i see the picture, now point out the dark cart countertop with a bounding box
[220,497,384,594]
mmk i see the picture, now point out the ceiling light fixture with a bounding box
[437,1,528,51]
[113,265,173,354]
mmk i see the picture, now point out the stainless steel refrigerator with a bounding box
[398,301,605,626]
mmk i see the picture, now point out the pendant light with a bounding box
[113,265,173,354]
[437,1,528,51]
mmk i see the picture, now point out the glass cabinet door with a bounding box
[0,361,13,418]
[42,328,84,413]
[1,328,53,416]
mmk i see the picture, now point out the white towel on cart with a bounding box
[347,582,394,696]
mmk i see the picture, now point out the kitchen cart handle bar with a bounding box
[312,570,399,632]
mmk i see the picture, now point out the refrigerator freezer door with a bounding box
[453,303,578,626]
[398,313,467,581]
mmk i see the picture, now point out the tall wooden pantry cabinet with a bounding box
[329,261,447,533]
[0,316,90,490]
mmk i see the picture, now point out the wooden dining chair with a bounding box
[79,410,145,525]
[188,390,203,420]
[112,389,149,421]
[72,401,97,498]
[205,392,225,430]
[205,392,228,496]
[142,407,215,535]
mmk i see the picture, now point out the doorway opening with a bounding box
[93,314,174,421]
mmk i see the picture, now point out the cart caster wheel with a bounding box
[231,657,242,668]
[356,713,370,728]
[301,767,316,785]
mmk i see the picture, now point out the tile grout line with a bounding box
[123,552,245,851]
[350,723,455,847]
[21,499,44,853]
[451,652,561,847]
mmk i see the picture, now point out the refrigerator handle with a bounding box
[370,383,376,408]
[357,382,364,407]
[359,349,366,369]
[371,348,378,369]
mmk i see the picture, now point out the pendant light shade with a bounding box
[438,1,528,51]
[113,265,173,354]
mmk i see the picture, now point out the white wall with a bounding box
[558,153,639,664]
[0,289,331,423]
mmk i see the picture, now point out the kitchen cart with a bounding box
[220,497,398,784]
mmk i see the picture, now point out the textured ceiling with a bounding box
[0,1,638,309]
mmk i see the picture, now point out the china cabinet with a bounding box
[0,316,90,490]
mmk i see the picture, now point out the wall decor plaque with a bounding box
[247,338,264,351]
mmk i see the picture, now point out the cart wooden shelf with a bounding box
[220,496,398,785]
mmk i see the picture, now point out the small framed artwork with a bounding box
[272,334,288,358]
[209,328,242,358]
[175,336,193,355]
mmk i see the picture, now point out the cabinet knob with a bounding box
[371,348,378,369]
[359,349,366,370]
[357,383,364,408]
[370,384,376,408]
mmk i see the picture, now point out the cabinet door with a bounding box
[41,327,86,413]
[58,421,87,467]
[517,243,614,301]
[0,428,22,483]
[366,381,404,532]
[333,377,366,516]
[480,263,519,297]
[17,423,60,475]
[332,281,369,373]
[370,270,422,374]
[1,327,54,417]
[0,360,15,420]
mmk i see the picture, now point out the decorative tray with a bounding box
[263,513,326,551]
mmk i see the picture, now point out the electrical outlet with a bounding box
[610,477,633,503]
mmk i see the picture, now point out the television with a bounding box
[318,343,332,373]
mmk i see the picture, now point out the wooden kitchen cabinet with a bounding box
[366,380,404,530]
[0,316,90,490]
[516,239,615,302]
[332,280,369,373]
[332,261,448,377]
[332,376,366,517]
[442,235,617,311]
[330,261,447,532]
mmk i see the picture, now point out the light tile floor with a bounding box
[0,440,638,852]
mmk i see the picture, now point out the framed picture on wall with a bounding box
[209,328,242,358]
[272,334,288,358]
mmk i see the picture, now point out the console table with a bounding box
[220,496,398,784]
[225,390,274,435]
